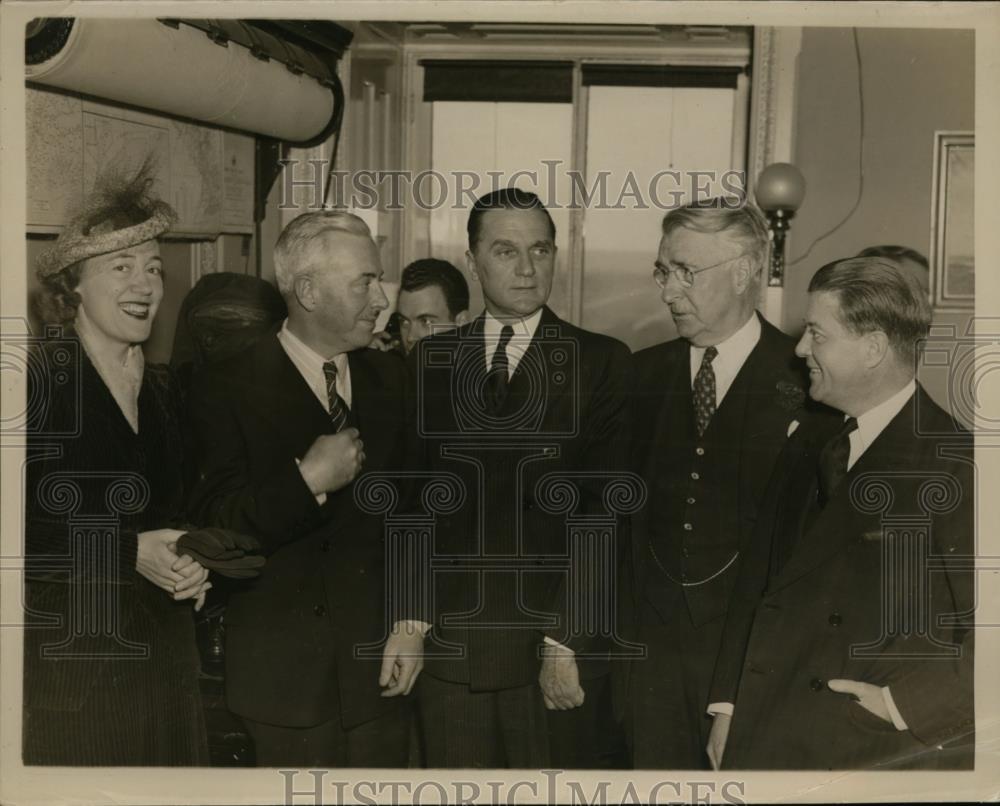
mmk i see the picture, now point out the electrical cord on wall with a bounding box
[787,27,865,267]
[322,73,347,208]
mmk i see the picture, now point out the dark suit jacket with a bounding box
[24,340,207,764]
[710,385,974,769]
[625,314,815,629]
[414,306,631,691]
[186,331,415,729]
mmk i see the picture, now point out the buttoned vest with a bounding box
[643,362,753,626]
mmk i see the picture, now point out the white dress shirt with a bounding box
[710,381,919,731]
[483,308,543,376]
[277,319,352,409]
[848,380,916,470]
[688,313,761,405]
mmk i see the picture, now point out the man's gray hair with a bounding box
[661,198,771,279]
[273,211,371,295]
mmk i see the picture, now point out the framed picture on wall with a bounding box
[930,131,974,310]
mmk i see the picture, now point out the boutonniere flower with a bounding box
[775,380,806,413]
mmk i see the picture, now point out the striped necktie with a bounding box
[322,359,350,432]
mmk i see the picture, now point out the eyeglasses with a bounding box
[653,252,749,289]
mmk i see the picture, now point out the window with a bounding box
[410,49,751,347]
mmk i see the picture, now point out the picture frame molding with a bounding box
[930,130,975,311]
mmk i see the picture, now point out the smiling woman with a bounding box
[75,241,164,348]
[24,162,212,766]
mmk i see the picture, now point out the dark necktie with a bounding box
[817,416,859,506]
[486,325,514,414]
[322,359,350,432]
[692,345,718,437]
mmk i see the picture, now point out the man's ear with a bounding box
[732,256,755,295]
[864,330,891,368]
[294,274,316,312]
[454,309,471,327]
[466,249,479,284]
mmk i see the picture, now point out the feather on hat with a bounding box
[36,158,177,279]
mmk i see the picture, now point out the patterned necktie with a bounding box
[322,359,350,432]
[817,417,859,506]
[692,345,718,437]
[486,325,514,414]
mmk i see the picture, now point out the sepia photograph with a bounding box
[1,1,998,804]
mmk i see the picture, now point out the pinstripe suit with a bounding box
[23,339,208,765]
[413,306,630,767]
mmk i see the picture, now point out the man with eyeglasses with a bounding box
[616,197,833,769]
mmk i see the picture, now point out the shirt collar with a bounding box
[277,319,352,408]
[690,312,761,373]
[482,308,545,376]
[483,307,544,340]
[279,319,347,372]
[852,379,916,454]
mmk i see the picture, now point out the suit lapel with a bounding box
[346,349,398,471]
[764,428,823,582]
[503,316,540,417]
[631,339,689,595]
[505,306,564,420]
[732,316,801,548]
[475,306,565,425]
[248,332,334,447]
[347,349,377,436]
[727,329,766,550]
[734,316,795,437]
[467,312,491,402]
[649,341,693,465]
[769,396,916,592]
[421,315,488,434]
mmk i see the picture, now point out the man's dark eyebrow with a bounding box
[489,238,517,249]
